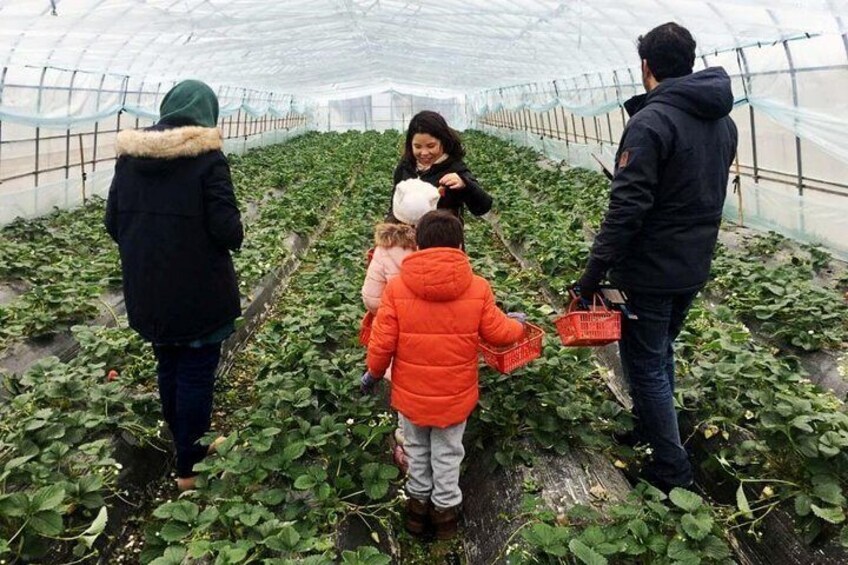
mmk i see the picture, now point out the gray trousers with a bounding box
[401,416,466,509]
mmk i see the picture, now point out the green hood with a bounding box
[158,80,219,128]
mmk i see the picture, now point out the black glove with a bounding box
[575,277,600,305]
[575,259,606,307]
[570,285,593,309]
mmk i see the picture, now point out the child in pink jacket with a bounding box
[361,178,440,472]
[362,223,416,314]
[362,179,440,313]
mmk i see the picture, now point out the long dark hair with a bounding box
[402,111,465,168]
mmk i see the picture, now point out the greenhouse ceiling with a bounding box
[1,0,846,99]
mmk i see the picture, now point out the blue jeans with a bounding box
[619,290,698,487]
[153,343,221,478]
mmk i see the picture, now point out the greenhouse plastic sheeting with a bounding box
[0,126,306,225]
[0,168,113,226]
[2,2,847,102]
[746,98,848,167]
[725,178,848,261]
[312,92,467,132]
[223,126,307,156]
[482,122,848,260]
[472,33,848,169]
[1,1,846,154]
[1,0,847,248]
[0,65,301,130]
[479,123,619,172]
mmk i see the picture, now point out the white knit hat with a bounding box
[392,179,441,226]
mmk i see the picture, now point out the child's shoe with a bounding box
[430,504,461,540]
[404,497,431,537]
[176,475,198,492]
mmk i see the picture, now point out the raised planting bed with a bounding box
[0,132,377,564]
[134,131,659,565]
[464,130,848,561]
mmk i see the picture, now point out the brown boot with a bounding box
[404,497,431,537]
[176,475,198,492]
[430,504,461,540]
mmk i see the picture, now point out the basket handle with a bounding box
[567,293,609,313]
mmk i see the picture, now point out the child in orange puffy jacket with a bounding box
[361,210,526,540]
[361,178,440,473]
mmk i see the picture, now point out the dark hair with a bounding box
[415,210,464,250]
[637,23,696,81]
[402,111,465,167]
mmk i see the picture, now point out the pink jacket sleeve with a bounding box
[361,248,388,313]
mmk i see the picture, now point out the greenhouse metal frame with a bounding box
[1,2,848,564]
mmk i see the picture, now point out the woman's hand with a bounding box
[439,172,466,190]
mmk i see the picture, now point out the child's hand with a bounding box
[507,312,527,324]
[360,371,378,395]
[439,172,466,190]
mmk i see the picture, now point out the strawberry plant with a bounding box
[0,131,356,350]
[676,304,848,544]
[140,131,402,563]
[709,242,848,351]
[0,322,160,562]
[0,131,382,563]
[511,484,732,564]
[463,131,848,549]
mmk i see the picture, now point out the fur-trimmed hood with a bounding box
[374,222,416,250]
[116,126,222,159]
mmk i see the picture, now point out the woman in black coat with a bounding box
[390,111,492,223]
[105,79,243,491]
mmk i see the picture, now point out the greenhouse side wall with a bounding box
[0,66,308,225]
[0,123,307,226]
[308,91,467,132]
[470,35,848,260]
[475,120,848,261]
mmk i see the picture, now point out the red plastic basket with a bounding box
[365,247,375,267]
[479,323,545,374]
[359,311,374,346]
[554,298,621,347]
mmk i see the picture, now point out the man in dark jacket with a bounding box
[577,23,738,490]
[105,79,243,491]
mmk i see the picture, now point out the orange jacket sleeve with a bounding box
[366,280,399,378]
[479,282,525,346]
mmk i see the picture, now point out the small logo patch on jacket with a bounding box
[618,150,631,169]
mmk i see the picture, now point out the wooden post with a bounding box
[78,134,87,203]
[734,154,743,226]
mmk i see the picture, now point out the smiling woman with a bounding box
[388,111,492,223]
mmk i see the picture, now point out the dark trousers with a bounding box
[619,290,699,487]
[152,343,221,478]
